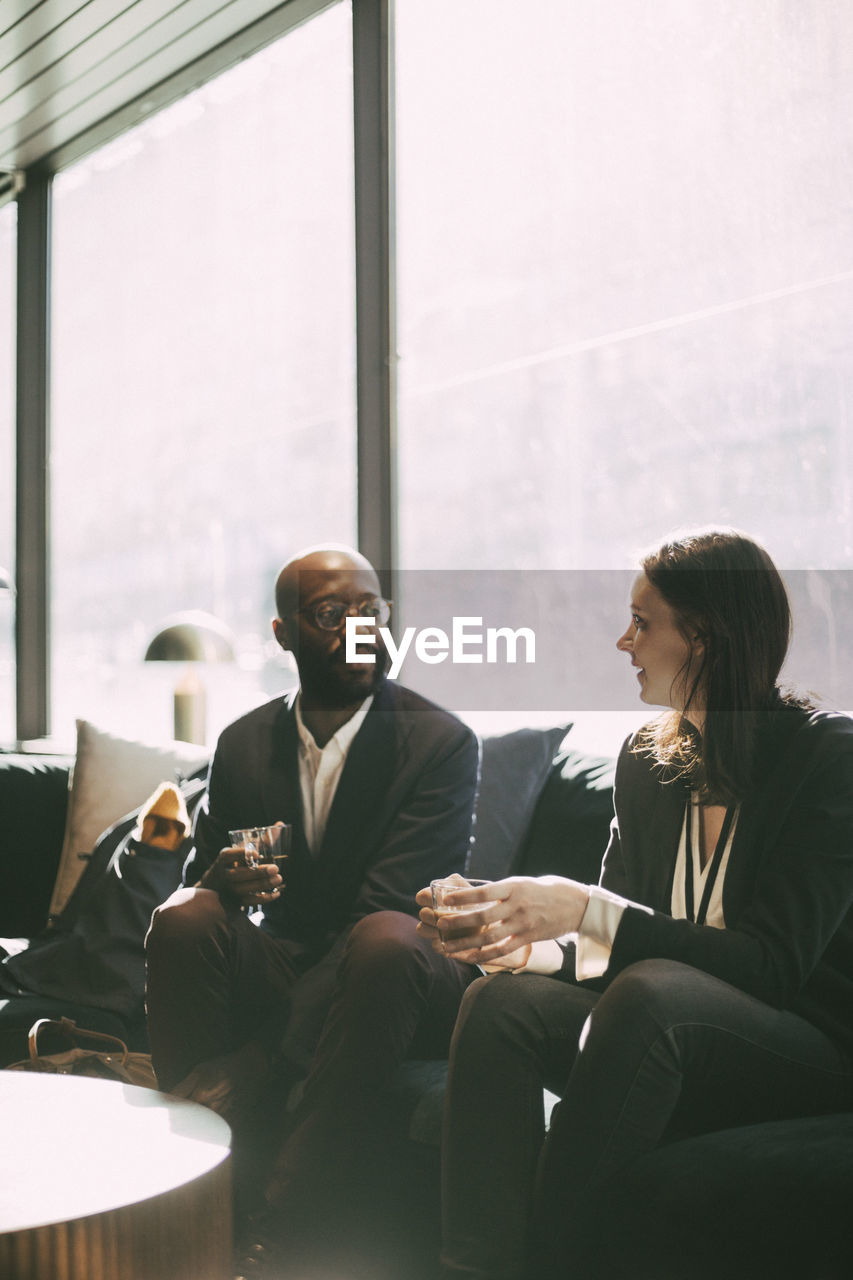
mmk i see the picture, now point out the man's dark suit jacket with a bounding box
[185,679,479,969]
[560,701,853,1056]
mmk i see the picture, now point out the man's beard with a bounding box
[297,644,390,708]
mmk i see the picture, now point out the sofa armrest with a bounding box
[0,754,73,936]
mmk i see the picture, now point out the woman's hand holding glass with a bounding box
[416,873,590,968]
[418,874,529,969]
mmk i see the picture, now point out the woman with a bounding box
[417,528,853,1279]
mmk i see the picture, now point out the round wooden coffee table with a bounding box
[0,1071,232,1280]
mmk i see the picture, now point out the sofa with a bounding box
[2,721,852,1279]
[0,722,209,1062]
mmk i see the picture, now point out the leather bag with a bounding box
[6,1016,158,1088]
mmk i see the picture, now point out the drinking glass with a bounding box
[228,826,261,866]
[228,824,292,885]
[430,876,493,916]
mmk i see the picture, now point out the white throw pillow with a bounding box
[48,720,210,919]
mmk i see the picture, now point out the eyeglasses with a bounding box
[295,597,392,632]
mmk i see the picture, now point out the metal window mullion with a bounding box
[352,0,396,592]
[15,170,51,744]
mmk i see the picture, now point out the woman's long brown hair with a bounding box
[636,528,792,804]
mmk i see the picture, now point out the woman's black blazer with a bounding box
[573,702,853,1056]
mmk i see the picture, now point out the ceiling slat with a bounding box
[0,2,62,39]
[0,0,326,171]
[43,0,331,172]
[0,0,244,152]
[0,1,45,25]
[0,1,208,118]
[0,1,97,73]
[0,0,304,168]
[0,0,146,102]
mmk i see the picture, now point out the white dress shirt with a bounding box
[294,693,374,854]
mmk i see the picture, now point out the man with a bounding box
[145,545,478,1272]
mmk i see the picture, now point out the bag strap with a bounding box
[28,1016,130,1065]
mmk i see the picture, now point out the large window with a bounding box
[396,0,853,572]
[7,0,853,746]
[50,3,355,745]
[394,0,853,740]
[0,202,15,743]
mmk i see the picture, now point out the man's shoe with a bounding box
[233,1207,286,1278]
[234,1222,367,1280]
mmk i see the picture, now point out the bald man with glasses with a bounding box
[145,545,479,1273]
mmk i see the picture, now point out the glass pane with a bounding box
[51,3,355,746]
[396,0,853,739]
[0,201,15,744]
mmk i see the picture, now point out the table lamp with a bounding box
[144,611,235,744]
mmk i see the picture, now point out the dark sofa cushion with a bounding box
[517,746,615,885]
[467,724,572,879]
[0,754,73,936]
[594,1113,853,1279]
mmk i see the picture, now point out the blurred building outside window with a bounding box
[50,2,356,748]
[395,0,853,750]
[10,0,853,752]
